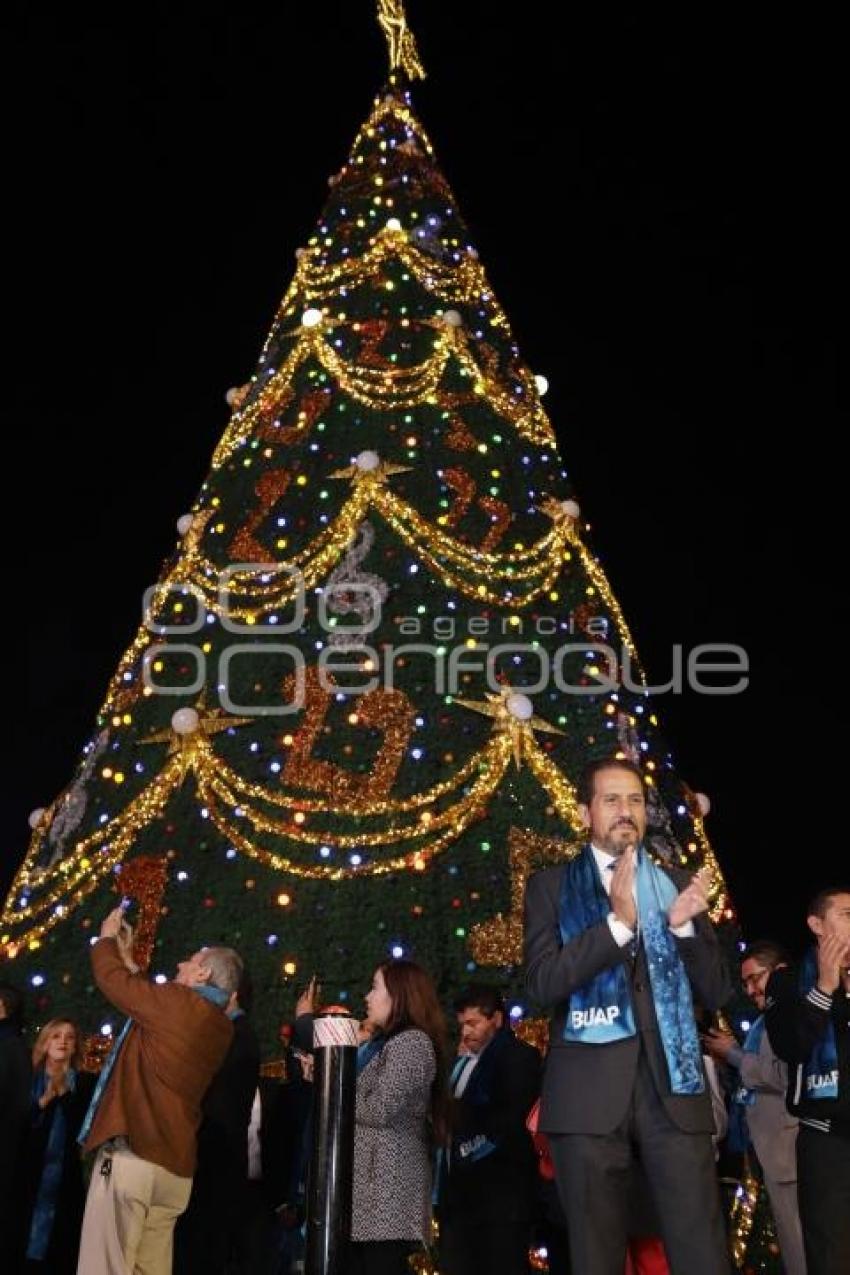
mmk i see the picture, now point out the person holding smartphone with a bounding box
[76,905,239,1275]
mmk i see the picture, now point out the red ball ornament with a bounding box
[203,897,216,908]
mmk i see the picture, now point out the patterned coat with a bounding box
[352,1027,436,1242]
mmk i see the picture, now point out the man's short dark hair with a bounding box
[0,983,24,1027]
[577,758,644,807]
[453,983,505,1019]
[742,940,791,971]
[807,888,850,919]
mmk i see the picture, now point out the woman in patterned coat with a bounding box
[349,959,449,1275]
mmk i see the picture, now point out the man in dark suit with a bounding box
[524,757,731,1275]
[233,1055,313,1275]
[173,967,261,1274]
[439,984,542,1275]
[0,983,32,1268]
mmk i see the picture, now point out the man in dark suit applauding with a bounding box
[524,758,731,1275]
[438,984,541,1275]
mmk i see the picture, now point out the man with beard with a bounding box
[524,758,730,1275]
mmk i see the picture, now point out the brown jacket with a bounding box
[84,939,233,1178]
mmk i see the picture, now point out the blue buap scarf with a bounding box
[356,1032,387,1074]
[451,1030,512,1165]
[725,1016,768,1154]
[27,1067,78,1260]
[78,979,232,1147]
[800,949,839,1100]
[732,1015,767,1107]
[559,844,704,1095]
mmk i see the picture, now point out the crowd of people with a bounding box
[1,759,848,1275]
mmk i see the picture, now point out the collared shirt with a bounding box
[247,1087,263,1180]
[591,843,695,947]
[451,1051,479,1097]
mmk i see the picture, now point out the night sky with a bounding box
[8,5,842,956]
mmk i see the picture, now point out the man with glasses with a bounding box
[704,941,806,1274]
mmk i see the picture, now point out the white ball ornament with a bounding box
[385,218,403,232]
[441,309,463,328]
[171,708,200,736]
[355,450,381,472]
[534,374,549,396]
[225,387,241,407]
[302,308,324,328]
[695,792,711,817]
[506,692,534,722]
[176,514,194,537]
[28,807,46,829]
[561,499,581,520]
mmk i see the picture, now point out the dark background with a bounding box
[6,4,842,954]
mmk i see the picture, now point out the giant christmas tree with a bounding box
[4,3,732,1060]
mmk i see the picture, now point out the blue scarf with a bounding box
[78,980,231,1146]
[26,1067,77,1260]
[356,1032,387,1075]
[800,950,839,1100]
[450,1030,511,1165]
[732,1015,767,1108]
[559,844,704,1095]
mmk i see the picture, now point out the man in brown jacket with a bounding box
[77,905,237,1275]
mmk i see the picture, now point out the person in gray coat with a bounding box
[705,939,806,1274]
[348,959,449,1275]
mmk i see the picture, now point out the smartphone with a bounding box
[120,896,138,922]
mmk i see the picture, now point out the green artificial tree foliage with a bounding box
[4,15,734,1079]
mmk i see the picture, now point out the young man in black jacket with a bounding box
[438,984,542,1275]
[765,887,850,1275]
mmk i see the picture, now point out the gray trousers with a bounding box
[548,1053,730,1275]
[763,1175,807,1275]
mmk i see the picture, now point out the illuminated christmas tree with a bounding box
[4,2,732,1063]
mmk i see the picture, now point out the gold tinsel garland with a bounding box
[213,315,554,468]
[728,1164,761,1268]
[173,479,570,615]
[468,826,580,966]
[4,721,582,946]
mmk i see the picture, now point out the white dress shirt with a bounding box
[451,1051,479,1097]
[247,1087,263,1180]
[590,843,695,946]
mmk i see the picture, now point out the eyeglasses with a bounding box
[741,968,770,991]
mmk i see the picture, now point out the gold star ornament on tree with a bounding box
[455,685,564,768]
